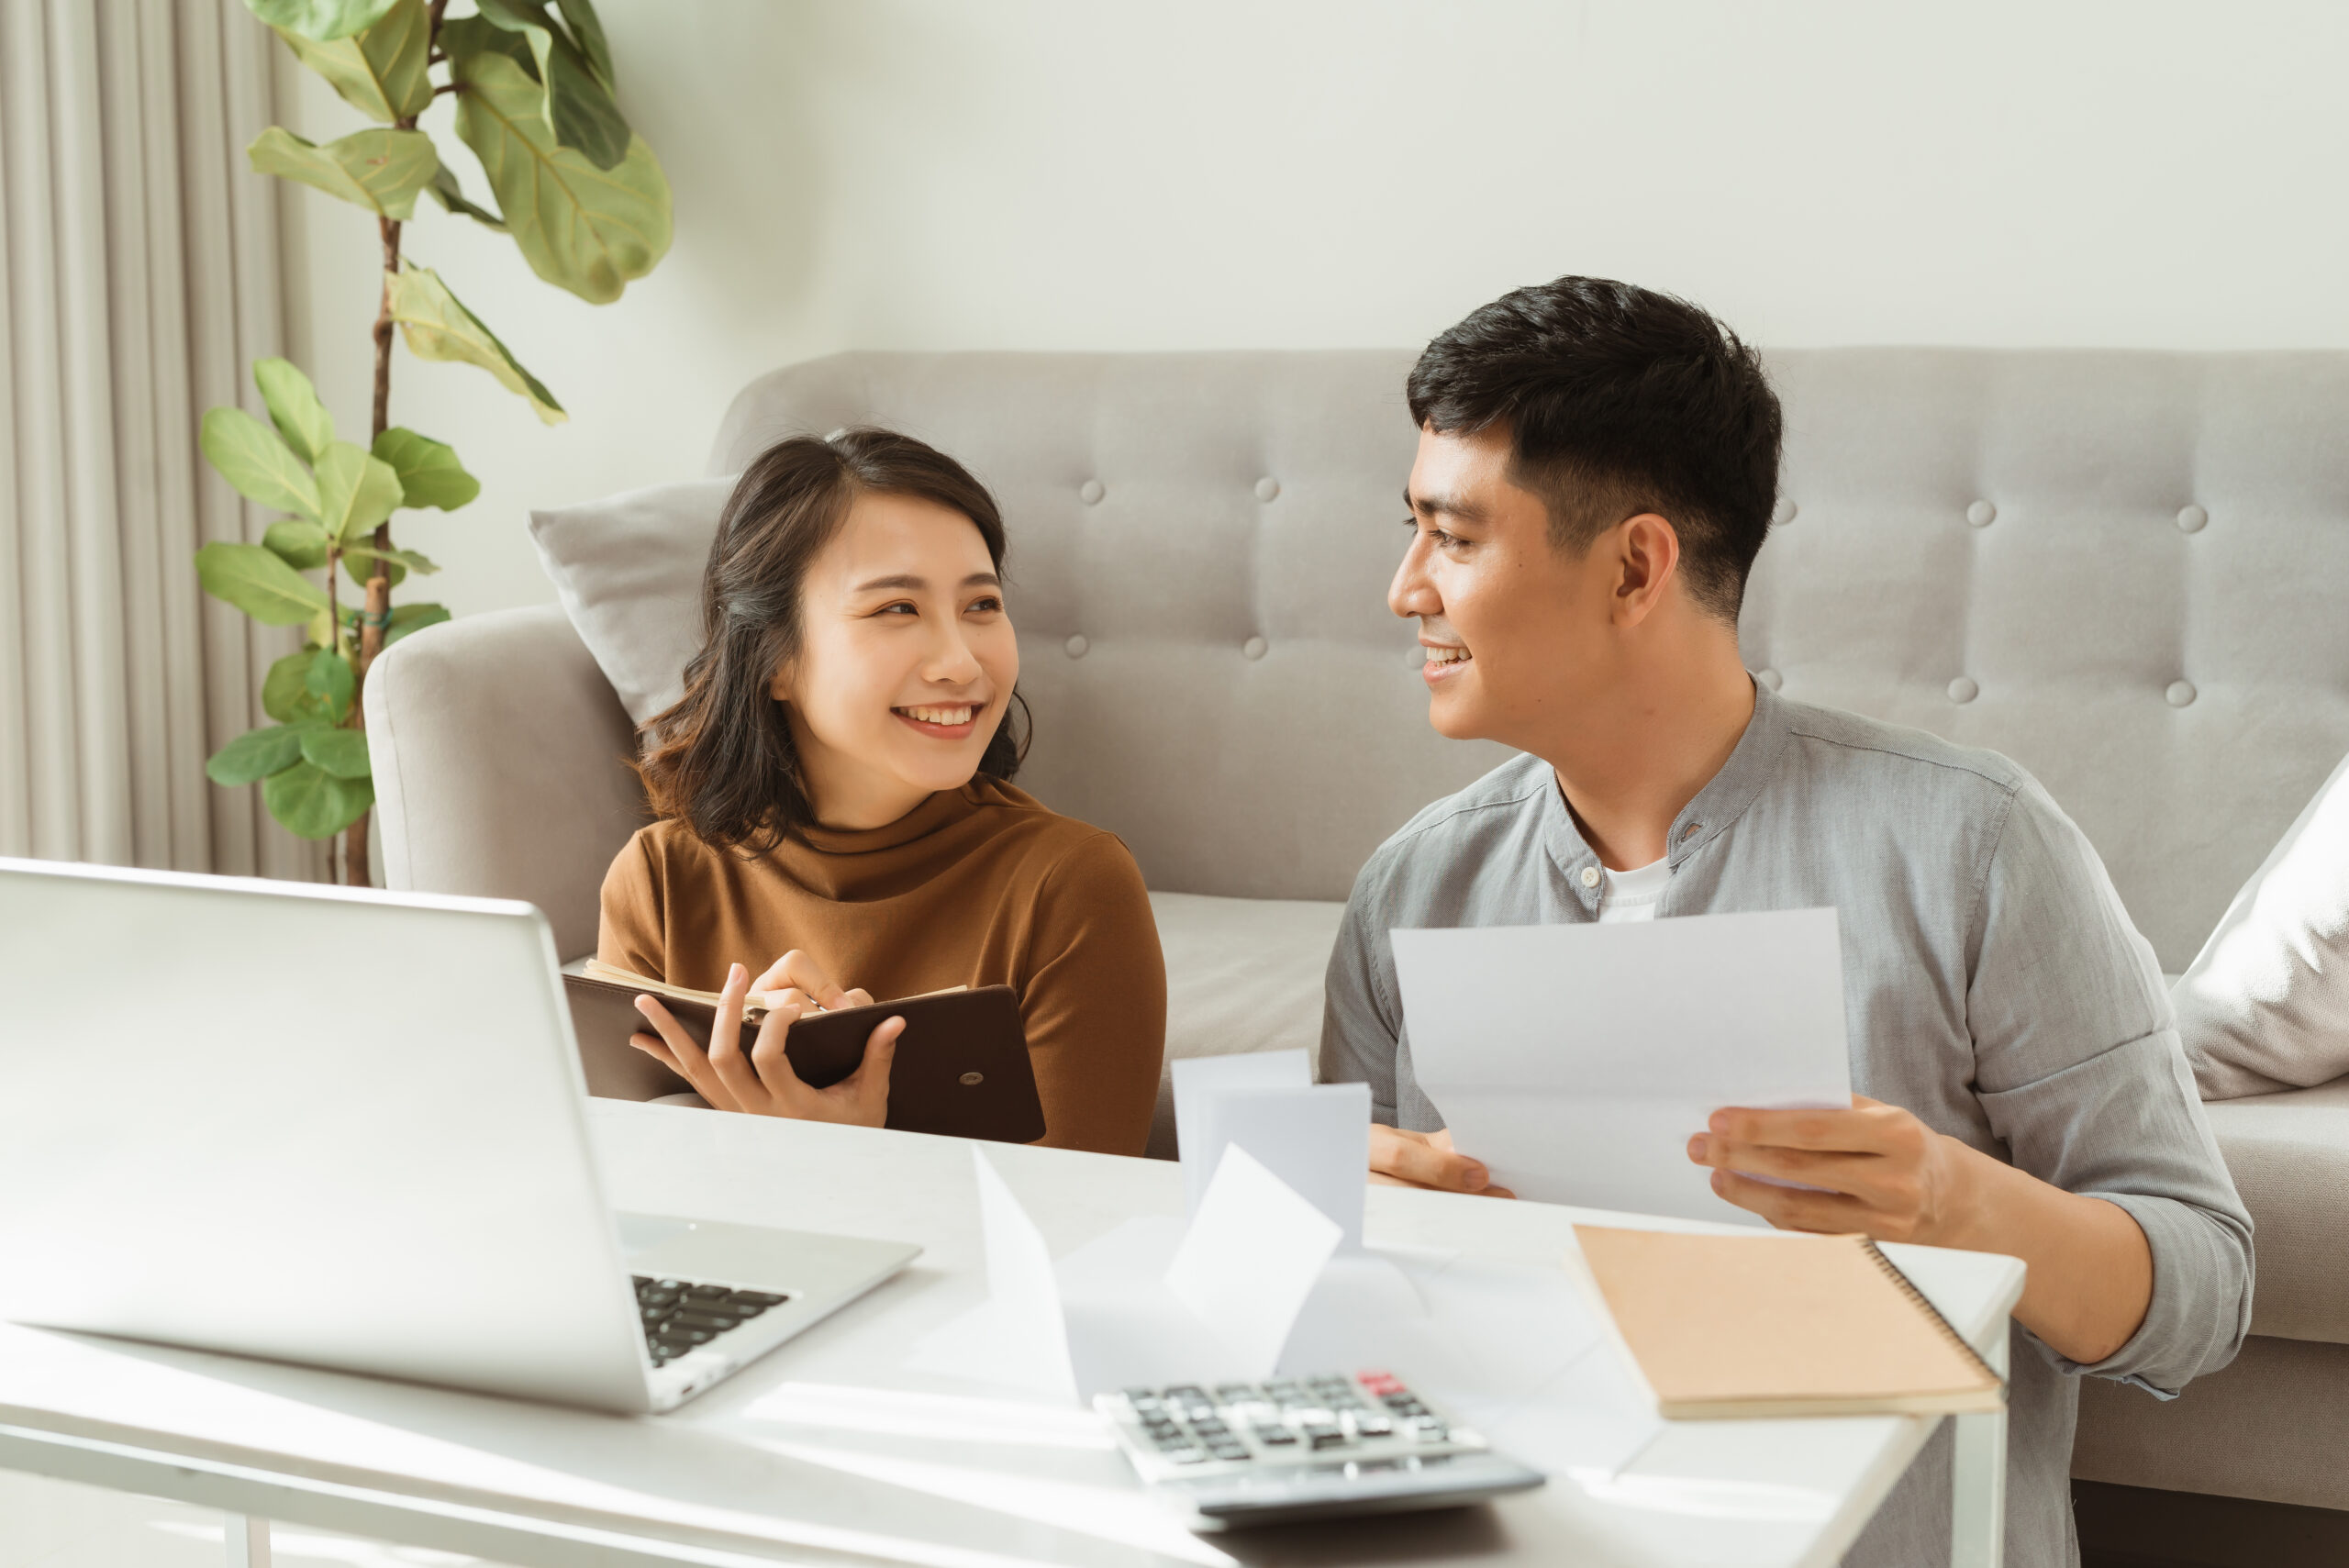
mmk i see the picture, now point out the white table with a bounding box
[0,1102,2023,1568]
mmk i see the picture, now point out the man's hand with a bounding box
[1690,1093,2157,1364]
[749,949,873,1015]
[630,962,899,1126]
[1686,1095,1975,1244]
[1369,1125,1515,1198]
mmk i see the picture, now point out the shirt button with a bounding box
[1579,866,1600,889]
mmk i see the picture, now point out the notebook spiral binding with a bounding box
[1859,1238,2004,1389]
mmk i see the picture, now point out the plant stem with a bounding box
[340,1,443,886]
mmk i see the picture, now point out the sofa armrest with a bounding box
[2203,1075,2349,1344]
[365,605,646,960]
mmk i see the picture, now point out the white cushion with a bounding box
[527,477,732,725]
[2175,749,2349,1098]
[1145,892,1345,1159]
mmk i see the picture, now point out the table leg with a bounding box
[225,1515,271,1568]
[1949,1326,2011,1568]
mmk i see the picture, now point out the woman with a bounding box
[600,428,1166,1155]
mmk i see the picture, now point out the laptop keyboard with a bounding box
[633,1275,791,1367]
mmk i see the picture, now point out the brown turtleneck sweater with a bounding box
[596,780,1166,1157]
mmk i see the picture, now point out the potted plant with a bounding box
[195,0,669,884]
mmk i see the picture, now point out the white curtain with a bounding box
[0,0,322,876]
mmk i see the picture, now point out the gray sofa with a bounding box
[366,349,2349,1518]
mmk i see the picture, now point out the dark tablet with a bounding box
[560,975,1046,1144]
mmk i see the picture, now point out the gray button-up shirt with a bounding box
[1321,684,2254,1568]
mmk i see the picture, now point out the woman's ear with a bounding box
[766,662,795,705]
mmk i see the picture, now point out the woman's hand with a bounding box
[749,948,873,1016]
[1368,1125,1515,1197]
[630,962,900,1126]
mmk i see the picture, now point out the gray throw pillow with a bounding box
[2174,749,2349,1098]
[528,476,736,725]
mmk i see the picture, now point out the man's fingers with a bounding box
[1707,1102,1901,1153]
[1368,1125,1492,1194]
[1688,1135,1855,1189]
[1709,1168,1872,1233]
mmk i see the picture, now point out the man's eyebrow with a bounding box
[852,571,1003,592]
[1403,486,1486,523]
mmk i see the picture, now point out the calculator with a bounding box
[1095,1371,1545,1529]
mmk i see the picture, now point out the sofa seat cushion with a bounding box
[2200,1075,2349,1343]
[1146,891,1345,1160]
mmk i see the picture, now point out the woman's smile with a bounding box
[892,702,981,740]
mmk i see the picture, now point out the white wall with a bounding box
[278,0,2349,621]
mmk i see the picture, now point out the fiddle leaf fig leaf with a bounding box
[263,650,345,722]
[298,726,373,781]
[303,650,357,721]
[199,407,320,521]
[206,724,306,787]
[262,518,331,572]
[386,263,566,423]
[451,50,670,302]
[249,127,439,220]
[425,165,507,231]
[555,0,614,89]
[262,651,314,722]
[382,602,452,647]
[371,428,480,510]
[270,0,431,120]
[252,358,333,463]
[343,542,439,591]
[312,441,406,545]
[466,0,630,166]
[263,760,373,839]
[245,0,400,41]
[195,541,328,626]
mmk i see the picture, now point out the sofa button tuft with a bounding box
[1242,636,1268,661]
[1064,634,1089,659]
[2166,679,2197,708]
[1773,499,1798,526]
[1756,667,1784,692]
[2176,505,2209,534]
[1579,865,1601,890]
[1254,477,1280,502]
[1965,501,1997,528]
[1948,676,1979,704]
[1079,480,1105,506]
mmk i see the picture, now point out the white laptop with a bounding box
[0,858,920,1413]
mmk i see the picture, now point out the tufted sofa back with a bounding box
[708,350,2349,973]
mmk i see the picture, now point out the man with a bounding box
[1321,276,2251,1568]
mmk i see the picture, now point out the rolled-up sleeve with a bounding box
[1967,777,2255,1394]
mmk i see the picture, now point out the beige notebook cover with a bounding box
[1572,1225,2005,1419]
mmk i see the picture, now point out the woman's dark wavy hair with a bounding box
[635,428,1030,853]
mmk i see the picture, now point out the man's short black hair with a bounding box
[1407,275,1782,622]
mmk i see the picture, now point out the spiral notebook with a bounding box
[1571,1225,2005,1419]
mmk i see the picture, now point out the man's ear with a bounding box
[1611,513,1683,627]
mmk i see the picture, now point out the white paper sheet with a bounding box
[915,1146,1343,1400]
[968,1148,1078,1401]
[1389,908,1852,1224]
[1170,1051,1309,1209]
[1165,1146,1342,1369]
